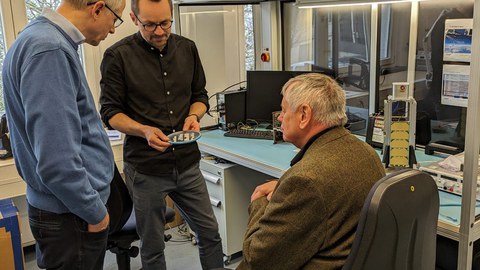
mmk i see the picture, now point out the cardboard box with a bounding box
[165,196,183,227]
[117,170,183,229]
[0,199,25,270]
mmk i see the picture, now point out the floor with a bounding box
[24,225,242,270]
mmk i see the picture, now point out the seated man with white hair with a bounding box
[237,73,386,270]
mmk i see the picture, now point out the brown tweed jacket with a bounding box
[237,127,385,270]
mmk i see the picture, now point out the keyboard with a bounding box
[345,112,366,131]
[224,129,273,140]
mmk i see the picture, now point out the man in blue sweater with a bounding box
[2,1,125,269]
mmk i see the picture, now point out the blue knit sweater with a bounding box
[2,13,114,224]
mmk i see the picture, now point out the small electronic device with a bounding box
[366,115,385,149]
[167,131,201,145]
[345,111,366,131]
[272,111,283,144]
[419,153,480,200]
[392,82,409,100]
[382,88,418,168]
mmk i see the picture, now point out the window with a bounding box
[283,4,314,71]
[178,4,257,127]
[179,4,255,75]
[0,0,62,113]
[26,0,89,65]
[415,1,473,149]
[25,0,61,22]
[283,2,406,136]
[284,3,393,71]
[337,6,370,65]
[244,5,254,71]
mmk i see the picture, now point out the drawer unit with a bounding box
[203,170,224,202]
[200,158,272,263]
[0,160,25,200]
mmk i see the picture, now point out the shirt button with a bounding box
[167,91,170,95]
[151,47,154,50]
[164,72,167,76]
[170,111,173,114]
[160,54,163,57]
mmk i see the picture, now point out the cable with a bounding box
[207,80,247,102]
[176,223,190,236]
[206,80,247,118]
[245,119,259,129]
[163,223,195,243]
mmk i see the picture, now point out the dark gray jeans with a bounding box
[28,204,108,270]
[124,162,223,270]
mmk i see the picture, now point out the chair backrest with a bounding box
[106,165,133,234]
[342,169,439,270]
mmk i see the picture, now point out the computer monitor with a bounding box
[246,70,335,124]
[440,64,470,108]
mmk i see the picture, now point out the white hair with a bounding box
[67,0,124,10]
[281,73,347,128]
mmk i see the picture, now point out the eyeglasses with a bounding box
[87,1,124,28]
[105,4,124,28]
[133,13,173,32]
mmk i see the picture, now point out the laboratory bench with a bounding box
[197,129,480,250]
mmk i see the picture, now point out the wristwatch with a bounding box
[188,113,200,122]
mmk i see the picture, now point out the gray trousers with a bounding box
[124,162,223,270]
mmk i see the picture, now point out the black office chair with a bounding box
[342,169,439,270]
[107,165,176,270]
[342,57,369,91]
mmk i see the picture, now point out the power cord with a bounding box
[206,80,247,117]
[176,223,190,237]
[207,80,247,101]
[164,223,192,243]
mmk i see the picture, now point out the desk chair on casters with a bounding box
[342,169,439,270]
[107,165,176,270]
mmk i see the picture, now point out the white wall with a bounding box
[86,3,247,128]
[84,0,138,109]
[179,5,245,127]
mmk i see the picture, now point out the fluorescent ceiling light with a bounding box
[180,10,231,15]
[175,0,252,3]
[296,0,422,8]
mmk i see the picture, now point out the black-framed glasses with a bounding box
[133,13,173,32]
[87,1,124,28]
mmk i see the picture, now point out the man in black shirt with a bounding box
[99,0,223,269]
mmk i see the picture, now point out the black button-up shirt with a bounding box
[100,32,209,175]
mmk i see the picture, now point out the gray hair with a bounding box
[67,0,124,10]
[281,73,347,128]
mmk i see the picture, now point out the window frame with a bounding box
[282,3,395,73]
[0,0,27,113]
